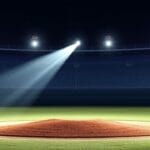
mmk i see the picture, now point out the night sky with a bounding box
[0,1,150,49]
[0,1,150,106]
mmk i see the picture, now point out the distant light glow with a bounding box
[31,40,39,48]
[75,40,81,46]
[30,36,40,48]
[104,36,113,48]
[105,40,113,47]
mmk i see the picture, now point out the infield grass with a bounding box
[0,137,150,150]
[0,107,149,122]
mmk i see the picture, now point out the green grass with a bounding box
[0,138,150,150]
[0,107,150,122]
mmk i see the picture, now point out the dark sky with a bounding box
[1,1,150,106]
[0,1,150,49]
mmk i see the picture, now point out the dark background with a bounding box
[0,1,150,106]
[1,50,150,106]
[0,1,150,49]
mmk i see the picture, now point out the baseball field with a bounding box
[0,107,150,150]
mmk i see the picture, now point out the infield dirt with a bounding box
[0,119,150,138]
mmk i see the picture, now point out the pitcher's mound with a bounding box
[0,119,150,138]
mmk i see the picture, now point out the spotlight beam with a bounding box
[0,42,79,106]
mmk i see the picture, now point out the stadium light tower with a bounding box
[30,36,40,48]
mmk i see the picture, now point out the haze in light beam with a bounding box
[0,43,78,106]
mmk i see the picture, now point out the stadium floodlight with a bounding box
[31,40,39,48]
[30,36,40,48]
[104,36,113,48]
[75,40,81,46]
[105,40,113,47]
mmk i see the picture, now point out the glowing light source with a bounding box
[31,40,39,48]
[75,40,81,46]
[105,40,113,47]
[30,36,40,48]
[104,36,113,48]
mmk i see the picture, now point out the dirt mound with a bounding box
[0,119,150,138]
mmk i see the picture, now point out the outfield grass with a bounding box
[0,107,150,122]
[0,137,150,150]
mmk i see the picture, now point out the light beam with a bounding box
[0,42,79,106]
